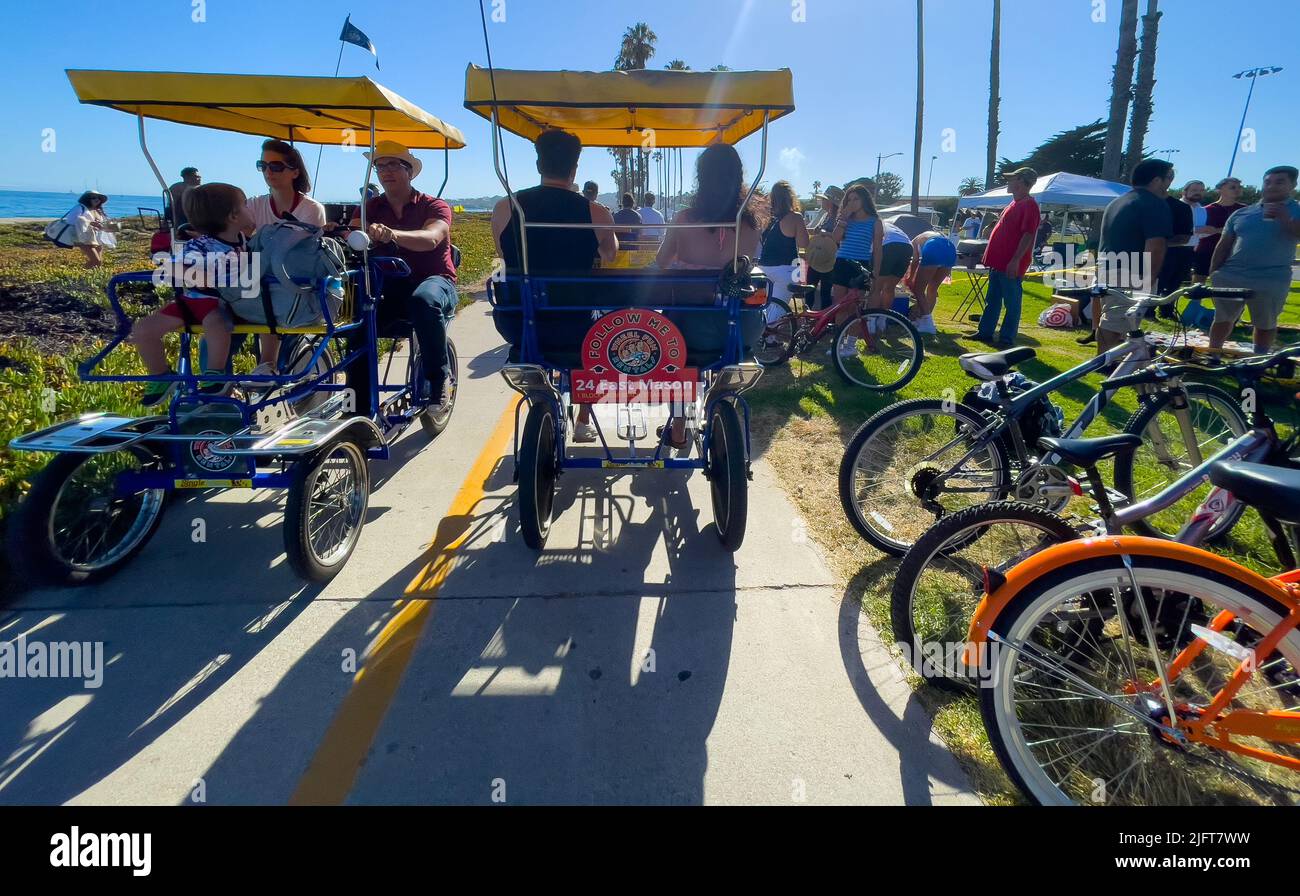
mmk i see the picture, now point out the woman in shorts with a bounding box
[874,221,914,313]
[757,180,809,322]
[904,230,956,334]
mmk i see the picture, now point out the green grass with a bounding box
[749,271,1300,803]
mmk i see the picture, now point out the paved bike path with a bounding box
[0,299,976,805]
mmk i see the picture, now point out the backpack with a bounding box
[43,206,82,248]
[229,220,347,329]
[963,372,1065,458]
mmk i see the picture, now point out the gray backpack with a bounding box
[227,220,347,329]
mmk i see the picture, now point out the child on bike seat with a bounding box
[132,183,273,406]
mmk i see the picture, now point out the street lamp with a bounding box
[1228,66,1284,177]
[875,152,902,198]
[1150,148,1181,160]
[926,154,938,197]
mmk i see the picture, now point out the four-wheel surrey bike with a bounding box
[465,63,795,551]
[6,70,467,584]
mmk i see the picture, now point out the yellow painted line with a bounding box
[289,402,518,805]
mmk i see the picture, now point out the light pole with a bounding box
[1228,66,1283,177]
[875,152,902,199]
[926,154,938,197]
[1150,148,1181,160]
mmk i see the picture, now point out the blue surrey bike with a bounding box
[464,63,795,550]
[6,71,467,584]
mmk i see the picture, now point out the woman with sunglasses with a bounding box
[247,139,327,231]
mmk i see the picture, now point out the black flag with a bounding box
[339,16,379,70]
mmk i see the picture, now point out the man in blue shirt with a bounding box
[1208,165,1300,353]
[612,193,643,243]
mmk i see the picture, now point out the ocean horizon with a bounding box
[0,189,490,219]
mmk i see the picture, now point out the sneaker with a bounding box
[1076,331,1097,345]
[838,341,860,359]
[573,421,599,443]
[140,378,174,408]
[199,370,231,395]
[915,315,938,335]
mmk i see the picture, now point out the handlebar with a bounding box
[1102,344,1300,390]
[1051,282,1254,307]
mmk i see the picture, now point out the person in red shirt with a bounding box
[347,141,458,412]
[974,167,1040,348]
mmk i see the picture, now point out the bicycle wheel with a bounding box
[981,553,1300,805]
[754,298,795,367]
[833,308,923,392]
[839,399,1011,556]
[890,501,1079,691]
[1115,383,1248,540]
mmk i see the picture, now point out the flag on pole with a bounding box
[339,15,380,70]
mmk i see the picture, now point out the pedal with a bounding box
[617,405,648,441]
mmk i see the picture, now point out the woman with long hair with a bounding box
[247,138,327,230]
[655,144,761,269]
[58,191,121,268]
[757,180,809,321]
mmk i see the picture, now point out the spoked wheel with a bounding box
[518,401,559,550]
[278,334,340,416]
[707,400,748,551]
[284,436,369,583]
[838,398,1010,556]
[981,554,1300,805]
[754,298,795,367]
[6,447,168,585]
[1115,383,1249,540]
[890,501,1080,692]
[420,338,458,437]
[833,308,923,392]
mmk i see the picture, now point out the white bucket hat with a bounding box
[364,141,422,179]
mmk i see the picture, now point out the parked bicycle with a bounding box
[839,283,1254,556]
[890,346,1300,693]
[754,261,922,392]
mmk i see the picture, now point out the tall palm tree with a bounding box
[1122,0,1161,180]
[911,0,925,213]
[1102,0,1140,181]
[985,0,1001,189]
[959,176,984,196]
[614,23,659,198]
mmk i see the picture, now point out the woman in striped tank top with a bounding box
[829,182,884,308]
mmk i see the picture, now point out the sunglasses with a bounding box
[256,160,298,173]
[373,160,412,172]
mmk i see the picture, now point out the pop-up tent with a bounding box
[954,172,1130,211]
[951,171,1131,245]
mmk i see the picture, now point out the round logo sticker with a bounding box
[189,430,237,473]
[608,329,661,377]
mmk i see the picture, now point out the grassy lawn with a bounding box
[0,213,495,591]
[747,271,1300,803]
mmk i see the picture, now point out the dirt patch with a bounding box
[0,285,116,350]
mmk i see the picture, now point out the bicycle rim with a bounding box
[985,557,1300,805]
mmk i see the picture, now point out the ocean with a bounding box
[0,189,168,219]
[0,189,489,219]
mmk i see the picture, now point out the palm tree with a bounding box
[664,59,690,70]
[1122,0,1161,180]
[985,0,1001,189]
[959,176,984,196]
[911,0,925,213]
[1102,0,1140,181]
[614,23,659,198]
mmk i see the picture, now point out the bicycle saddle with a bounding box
[1037,434,1141,467]
[958,346,1036,380]
[1208,461,1300,527]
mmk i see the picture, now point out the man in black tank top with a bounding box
[492,129,617,272]
[491,130,618,441]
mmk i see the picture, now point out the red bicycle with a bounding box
[755,262,923,392]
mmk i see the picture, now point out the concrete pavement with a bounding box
[0,299,977,805]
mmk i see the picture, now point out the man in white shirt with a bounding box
[638,192,666,241]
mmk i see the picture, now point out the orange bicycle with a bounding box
[966,463,1300,805]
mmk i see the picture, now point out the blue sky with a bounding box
[3,0,1296,202]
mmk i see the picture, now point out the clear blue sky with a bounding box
[4,0,1296,202]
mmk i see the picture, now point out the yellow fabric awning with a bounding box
[463,65,793,147]
[67,70,466,149]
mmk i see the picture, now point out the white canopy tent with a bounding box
[951,171,1132,243]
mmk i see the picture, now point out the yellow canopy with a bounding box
[67,70,466,149]
[463,65,793,147]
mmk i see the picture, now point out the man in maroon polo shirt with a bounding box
[348,140,457,410]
